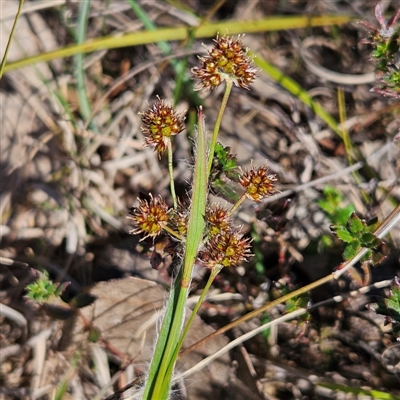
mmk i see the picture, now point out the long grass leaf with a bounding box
[253,53,341,136]
[142,107,208,399]
[317,382,400,400]
[0,0,24,79]
[3,15,356,73]
[75,1,94,128]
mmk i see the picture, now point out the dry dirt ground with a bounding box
[1,1,400,399]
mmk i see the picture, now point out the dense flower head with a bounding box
[200,228,252,269]
[192,34,257,90]
[239,165,278,202]
[169,199,190,237]
[128,194,170,240]
[140,97,185,157]
[206,205,232,236]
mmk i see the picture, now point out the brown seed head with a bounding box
[128,194,170,240]
[170,199,190,237]
[206,205,232,237]
[140,97,185,157]
[200,228,252,269]
[192,34,257,90]
[239,165,278,202]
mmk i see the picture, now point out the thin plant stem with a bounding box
[159,267,224,398]
[179,273,334,358]
[0,0,24,80]
[142,108,208,400]
[163,225,183,241]
[179,308,307,379]
[179,204,400,358]
[337,87,370,205]
[228,193,247,216]
[154,283,190,400]
[175,265,223,357]
[167,142,178,208]
[207,80,233,177]
[75,0,96,131]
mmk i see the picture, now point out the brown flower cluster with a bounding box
[198,204,252,269]
[205,205,231,237]
[140,97,185,157]
[128,194,170,240]
[128,197,253,269]
[169,200,190,237]
[192,34,257,90]
[200,228,252,269]
[239,165,277,202]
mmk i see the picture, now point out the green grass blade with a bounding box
[126,0,172,55]
[158,107,208,397]
[3,15,356,73]
[253,53,341,137]
[141,282,176,399]
[317,382,400,400]
[126,0,195,104]
[182,107,208,283]
[0,0,24,79]
[142,107,208,399]
[75,0,94,129]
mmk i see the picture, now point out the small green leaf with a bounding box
[370,237,382,248]
[361,232,376,245]
[335,227,354,243]
[318,200,335,215]
[361,249,373,262]
[26,272,59,302]
[371,252,386,265]
[335,204,355,225]
[343,241,360,260]
[348,213,363,234]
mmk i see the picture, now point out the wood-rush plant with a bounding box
[128,34,274,399]
[128,25,400,399]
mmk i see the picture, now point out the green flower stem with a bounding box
[152,283,190,400]
[207,80,233,177]
[175,265,223,359]
[142,108,208,399]
[179,204,400,359]
[228,193,247,217]
[163,225,183,241]
[179,273,334,359]
[159,265,223,397]
[167,142,178,208]
[0,0,24,79]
